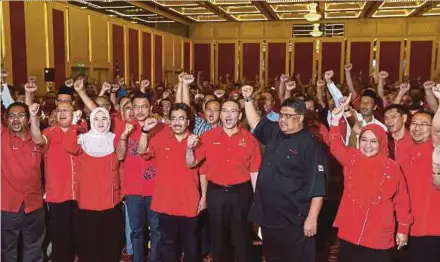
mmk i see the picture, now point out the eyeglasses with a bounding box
[206,109,220,113]
[98,104,111,109]
[8,113,27,120]
[57,98,72,103]
[221,109,240,114]
[279,113,302,120]
[171,117,187,123]
[410,122,431,129]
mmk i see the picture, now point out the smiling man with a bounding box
[241,85,327,262]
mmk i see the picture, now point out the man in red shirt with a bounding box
[137,103,204,262]
[398,104,440,262]
[1,102,45,262]
[115,92,162,262]
[28,101,82,262]
[383,104,411,162]
[186,99,262,262]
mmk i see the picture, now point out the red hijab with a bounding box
[349,124,390,206]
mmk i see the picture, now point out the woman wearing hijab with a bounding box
[330,96,413,262]
[63,107,130,262]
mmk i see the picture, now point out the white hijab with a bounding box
[78,107,115,157]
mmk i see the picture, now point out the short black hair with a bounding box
[6,102,30,119]
[204,98,221,110]
[384,104,408,116]
[57,85,74,98]
[221,98,241,110]
[361,89,378,103]
[170,103,191,119]
[413,109,434,118]
[281,98,306,115]
[132,91,151,104]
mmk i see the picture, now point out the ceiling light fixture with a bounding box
[309,23,323,37]
[304,3,321,22]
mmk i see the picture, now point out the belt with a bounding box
[208,181,251,191]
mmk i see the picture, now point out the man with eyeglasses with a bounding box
[27,101,83,262]
[397,84,440,262]
[137,103,203,262]
[186,99,262,262]
[1,102,45,262]
[241,84,327,262]
[115,91,163,262]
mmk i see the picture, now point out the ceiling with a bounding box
[70,0,440,24]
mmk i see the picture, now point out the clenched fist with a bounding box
[187,134,200,149]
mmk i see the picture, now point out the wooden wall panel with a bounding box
[90,14,108,67]
[68,7,89,64]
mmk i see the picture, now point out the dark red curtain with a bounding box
[242,43,260,81]
[379,41,401,82]
[217,43,235,79]
[194,43,211,81]
[321,42,342,84]
[183,42,190,74]
[350,42,371,86]
[410,41,433,82]
[52,9,66,89]
[154,35,163,83]
[128,29,139,80]
[142,32,151,81]
[267,42,286,85]
[9,1,27,88]
[112,24,124,78]
[293,42,314,84]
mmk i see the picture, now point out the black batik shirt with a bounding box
[248,117,327,227]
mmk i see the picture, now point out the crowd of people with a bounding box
[1,62,440,262]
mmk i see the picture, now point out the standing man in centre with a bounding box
[186,99,262,262]
[241,84,328,262]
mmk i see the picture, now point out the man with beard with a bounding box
[116,92,163,262]
[186,99,262,262]
[137,103,204,262]
[28,101,82,262]
[397,85,440,262]
[383,104,411,162]
[1,102,45,262]
[241,84,327,262]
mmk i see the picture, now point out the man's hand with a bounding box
[399,82,410,94]
[143,118,157,132]
[379,71,389,80]
[183,74,195,85]
[121,123,134,139]
[178,72,186,82]
[423,80,436,90]
[324,70,334,83]
[339,93,352,110]
[187,134,200,149]
[280,74,289,83]
[140,80,150,91]
[432,83,440,100]
[344,63,352,71]
[316,79,325,89]
[303,216,318,237]
[396,233,408,250]
[24,82,38,93]
[73,79,85,93]
[72,110,82,125]
[101,82,111,94]
[29,103,40,117]
[331,106,344,125]
[197,196,207,214]
[241,85,254,99]
[285,81,296,91]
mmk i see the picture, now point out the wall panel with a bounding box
[128,29,139,80]
[216,43,236,81]
[154,34,163,83]
[112,24,124,78]
[349,41,371,86]
[409,40,433,82]
[378,41,402,82]
[267,42,287,85]
[52,9,66,88]
[9,1,27,87]
[292,42,314,84]
[321,42,343,84]
[142,32,152,81]
[241,42,260,81]
[194,43,211,81]
[69,7,88,64]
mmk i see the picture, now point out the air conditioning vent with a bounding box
[292,23,345,37]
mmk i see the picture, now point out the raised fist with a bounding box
[286,81,296,91]
[187,134,200,149]
[183,75,195,85]
[324,70,334,82]
[399,82,410,93]
[29,103,40,117]
[24,82,38,93]
[140,79,150,90]
[432,83,440,100]
[72,110,82,125]
[143,118,157,132]
[423,80,435,90]
[344,63,352,71]
[316,80,325,89]
[241,85,254,99]
[101,82,111,93]
[122,123,134,138]
[73,79,84,93]
[178,72,186,82]
[379,71,389,80]
[280,74,289,83]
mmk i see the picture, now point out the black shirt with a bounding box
[248,117,327,227]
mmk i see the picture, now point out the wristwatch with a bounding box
[142,128,150,134]
[244,97,253,103]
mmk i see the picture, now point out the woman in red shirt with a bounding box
[64,107,124,262]
[330,100,413,262]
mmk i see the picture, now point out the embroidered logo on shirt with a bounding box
[128,140,139,155]
[144,166,156,180]
[213,142,221,145]
[238,138,247,147]
[318,165,324,172]
[164,147,170,151]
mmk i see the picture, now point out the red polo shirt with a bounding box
[398,139,440,236]
[1,127,43,213]
[148,127,203,217]
[42,125,78,203]
[393,129,413,163]
[115,121,164,197]
[199,127,261,186]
